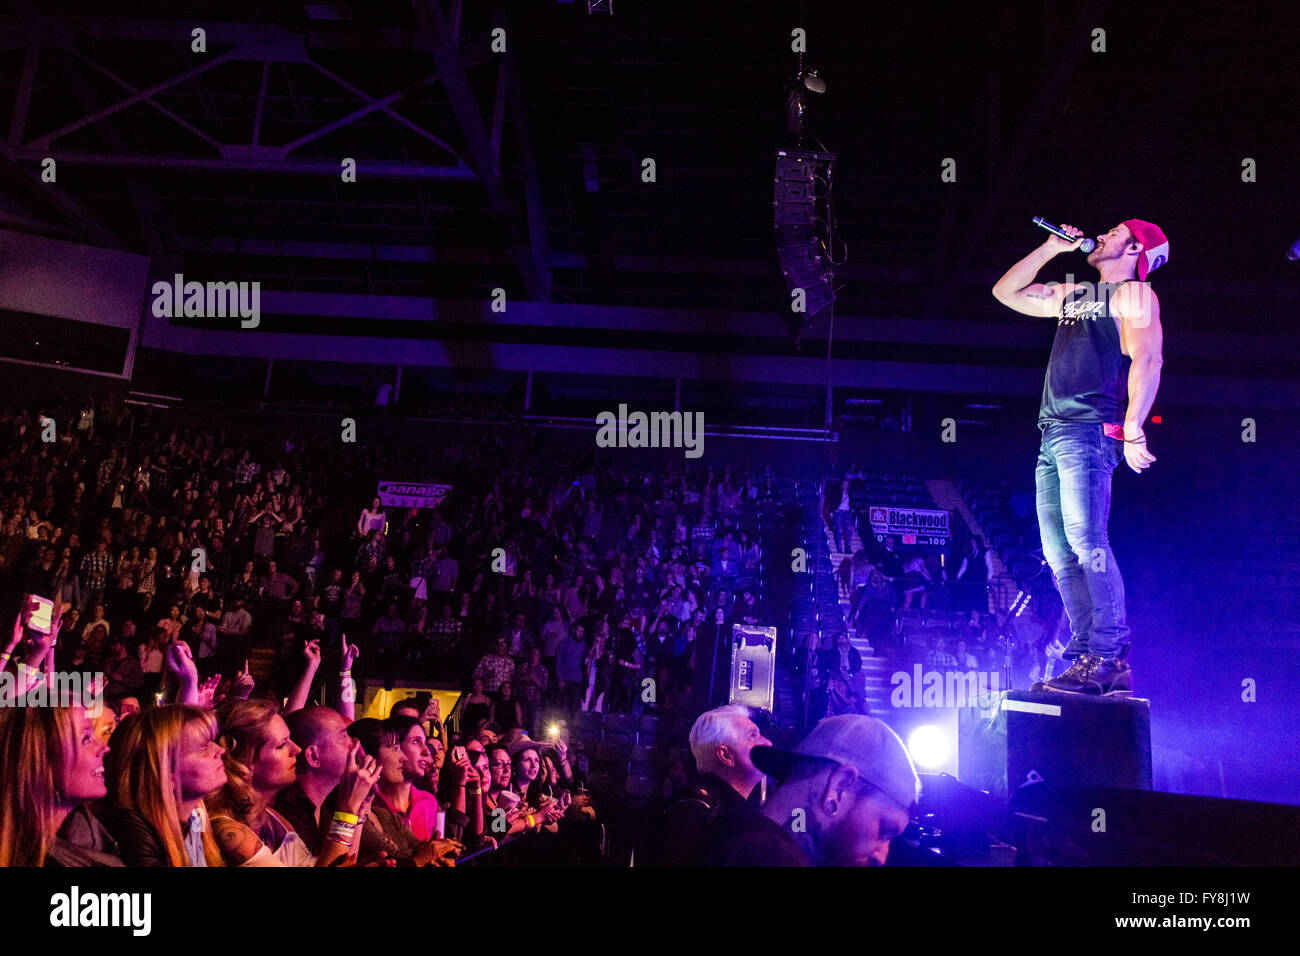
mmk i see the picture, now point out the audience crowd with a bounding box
[0,392,813,868]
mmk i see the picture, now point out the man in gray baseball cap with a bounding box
[701,715,920,866]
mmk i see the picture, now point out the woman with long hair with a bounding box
[280,492,303,534]
[0,698,119,867]
[510,741,564,818]
[460,677,492,736]
[357,496,386,539]
[104,706,225,866]
[348,717,459,866]
[205,699,377,866]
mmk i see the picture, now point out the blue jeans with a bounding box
[832,510,854,552]
[1034,422,1130,659]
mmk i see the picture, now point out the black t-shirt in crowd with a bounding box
[321,582,344,617]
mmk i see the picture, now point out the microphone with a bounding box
[1032,217,1095,253]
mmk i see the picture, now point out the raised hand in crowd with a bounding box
[165,640,200,705]
[196,673,221,709]
[285,639,321,714]
[3,597,32,660]
[233,659,256,700]
[339,634,360,720]
[340,634,360,673]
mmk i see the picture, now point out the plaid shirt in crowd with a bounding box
[515,661,549,704]
[427,616,463,655]
[428,517,452,548]
[473,652,516,693]
[96,457,120,494]
[80,549,111,590]
[356,536,386,569]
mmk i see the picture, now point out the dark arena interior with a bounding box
[1,0,1298,930]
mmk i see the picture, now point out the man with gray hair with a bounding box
[654,704,770,866]
[701,715,920,866]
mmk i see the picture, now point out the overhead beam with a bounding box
[5,148,476,180]
[411,0,549,300]
[34,15,478,58]
[7,34,38,146]
[489,55,508,161]
[278,70,450,157]
[0,146,128,248]
[25,47,240,148]
[158,238,1295,301]
[498,7,551,301]
[64,47,224,149]
[305,60,463,160]
[172,236,497,264]
[252,59,271,146]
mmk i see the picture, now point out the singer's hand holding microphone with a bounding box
[1032,218,1095,253]
[1045,224,1084,252]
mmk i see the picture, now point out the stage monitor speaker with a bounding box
[728,624,777,713]
[958,690,1151,800]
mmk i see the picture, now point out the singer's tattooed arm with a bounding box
[993,246,1078,317]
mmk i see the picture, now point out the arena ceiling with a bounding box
[0,0,1297,353]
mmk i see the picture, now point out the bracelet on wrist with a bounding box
[333,810,360,825]
[328,819,358,844]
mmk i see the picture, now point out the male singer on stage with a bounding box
[992,220,1168,695]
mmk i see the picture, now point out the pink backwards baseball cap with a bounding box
[1121,219,1169,281]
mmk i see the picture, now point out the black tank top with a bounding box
[1038,280,1135,427]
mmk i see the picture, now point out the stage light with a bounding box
[908,725,950,769]
[800,70,826,95]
